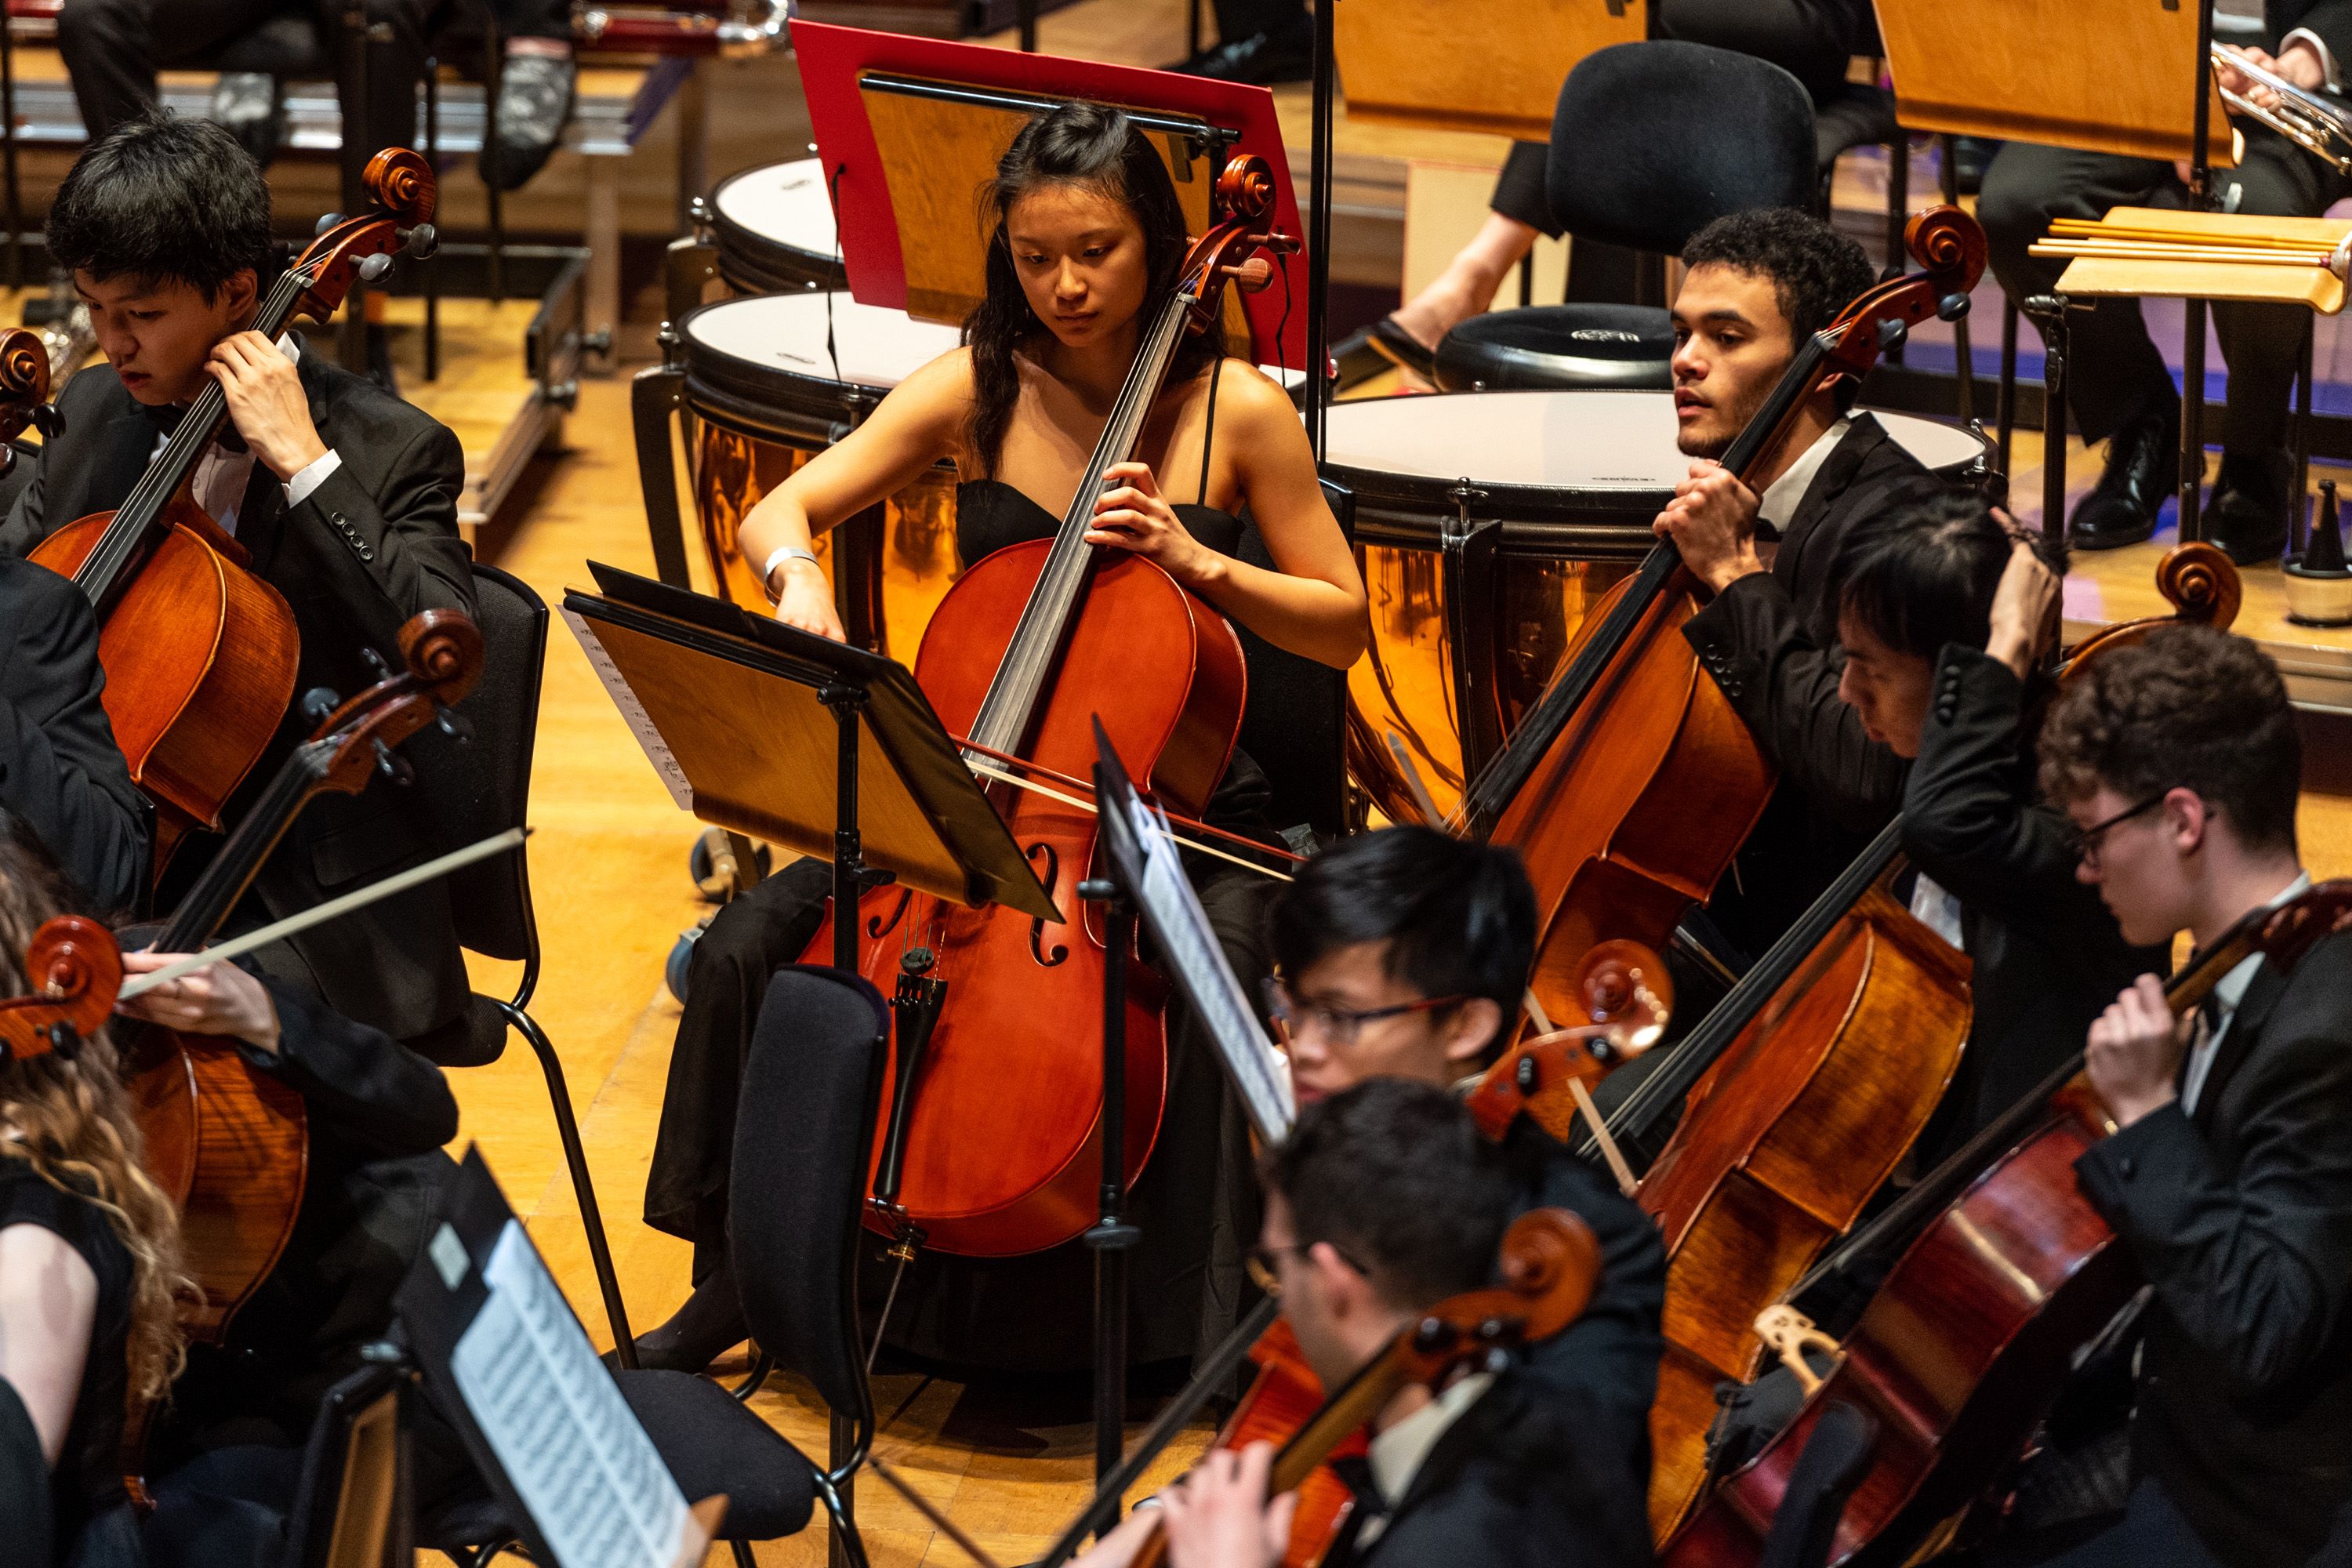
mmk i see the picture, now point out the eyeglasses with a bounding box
[1244,1240,1365,1297]
[2067,789,2173,869]
[1262,978,1468,1047]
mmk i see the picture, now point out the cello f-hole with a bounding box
[867,888,912,942]
[1026,841,1069,968]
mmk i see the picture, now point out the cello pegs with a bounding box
[434,706,474,743]
[301,686,343,725]
[359,646,390,678]
[372,739,415,786]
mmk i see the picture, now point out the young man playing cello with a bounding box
[2029,625,2352,1568]
[1079,1080,1650,1568]
[1261,826,1661,1554]
[1650,206,1926,958]
[0,115,476,1049]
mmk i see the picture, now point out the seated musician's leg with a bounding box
[1980,140,2183,548]
[2201,134,2350,565]
[56,0,164,139]
[1383,143,1552,358]
[635,855,833,1370]
[316,0,430,149]
[485,0,577,193]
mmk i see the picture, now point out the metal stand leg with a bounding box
[423,54,440,382]
[2025,294,2070,543]
[2296,315,2316,553]
[1,12,20,292]
[1018,0,1037,50]
[481,9,506,303]
[1997,295,2019,477]
[2182,299,2208,543]
[1939,136,1975,424]
[820,683,869,976]
[1077,877,1140,1497]
[1305,0,1335,456]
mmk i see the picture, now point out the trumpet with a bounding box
[2213,42,2352,170]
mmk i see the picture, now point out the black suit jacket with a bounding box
[2272,0,2352,64]
[1680,412,1926,956]
[2074,928,2352,1568]
[1323,1367,1651,1568]
[0,554,145,909]
[1903,646,2165,1160]
[1,344,479,1040]
[1497,1116,1664,1556]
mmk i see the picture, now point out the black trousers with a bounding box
[643,854,1275,1374]
[1979,132,2349,451]
[56,0,428,147]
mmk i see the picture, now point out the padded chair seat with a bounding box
[1434,303,1673,393]
[615,1369,818,1538]
[407,993,511,1069]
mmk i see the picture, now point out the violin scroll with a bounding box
[0,916,125,1062]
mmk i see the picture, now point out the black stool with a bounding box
[1435,41,1817,394]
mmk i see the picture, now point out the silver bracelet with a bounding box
[760,545,822,601]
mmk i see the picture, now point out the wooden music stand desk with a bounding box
[1333,0,1647,143]
[2036,208,2352,315]
[791,20,1305,367]
[1874,0,2232,165]
[561,564,1055,943]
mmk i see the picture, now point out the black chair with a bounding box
[1757,1400,1878,1568]
[1434,41,1820,394]
[413,562,637,1364]
[427,964,886,1568]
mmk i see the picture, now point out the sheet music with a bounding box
[1123,792,1294,1141]
[562,610,695,811]
[451,1221,692,1568]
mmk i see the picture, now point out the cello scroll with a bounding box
[0,916,125,1062]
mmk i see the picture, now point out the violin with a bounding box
[29,148,440,875]
[1670,879,2352,1568]
[1127,1208,1602,1568]
[122,608,480,1341]
[800,156,1298,1259]
[1461,209,1988,1056]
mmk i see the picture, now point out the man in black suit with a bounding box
[0,115,477,1047]
[1651,206,1928,962]
[0,557,146,910]
[2032,624,2352,1568]
[1980,3,2352,564]
[1262,826,1662,1548]
[1077,1080,1650,1568]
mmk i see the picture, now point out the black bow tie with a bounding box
[143,401,246,454]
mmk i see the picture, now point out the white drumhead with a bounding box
[1323,390,1983,486]
[685,292,962,388]
[1875,410,1987,474]
[1323,390,1689,489]
[713,158,838,258]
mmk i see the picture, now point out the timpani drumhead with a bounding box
[710,158,845,295]
[679,292,964,444]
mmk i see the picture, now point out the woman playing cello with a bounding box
[634,100,1367,1374]
[0,818,188,1568]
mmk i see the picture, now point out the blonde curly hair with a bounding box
[0,829,189,1406]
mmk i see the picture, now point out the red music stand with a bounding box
[792,20,1308,372]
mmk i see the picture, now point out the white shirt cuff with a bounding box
[2281,28,2341,93]
[284,448,343,506]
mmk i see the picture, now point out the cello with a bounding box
[118,608,478,1339]
[1462,209,1987,1047]
[803,156,1296,1258]
[1668,880,2352,1568]
[29,148,440,873]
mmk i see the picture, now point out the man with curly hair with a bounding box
[2028,623,2352,1568]
[1646,207,1933,961]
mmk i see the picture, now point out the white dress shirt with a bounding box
[1352,1371,1494,1548]
[2181,871,2314,1115]
[1755,413,1856,538]
[145,332,343,535]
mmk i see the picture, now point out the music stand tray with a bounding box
[562,563,1054,931]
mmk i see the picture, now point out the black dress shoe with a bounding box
[627,1263,747,1373]
[1164,24,1314,85]
[2204,448,2294,566]
[2069,397,2180,550]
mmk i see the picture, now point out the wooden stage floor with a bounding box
[430,2,2352,1562]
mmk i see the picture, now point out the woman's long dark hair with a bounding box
[963,101,1220,477]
